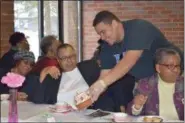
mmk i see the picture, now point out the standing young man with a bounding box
[89,10,183,102]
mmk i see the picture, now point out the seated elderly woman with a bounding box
[0,50,36,100]
[127,47,184,121]
[31,35,61,75]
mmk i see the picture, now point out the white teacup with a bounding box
[113,113,130,122]
[1,94,9,101]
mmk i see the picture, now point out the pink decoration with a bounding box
[1,72,25,88]
[8,89,18,122]
[1,72,25,123]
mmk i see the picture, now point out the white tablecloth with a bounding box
[1,101,183,122]
[1,101,111,122]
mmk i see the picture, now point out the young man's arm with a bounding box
[99,69,110,79]
[90,50,143,102]
[103,50,143,86]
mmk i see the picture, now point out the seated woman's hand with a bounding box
[120,105,126,112]
[133,94,148,110]
[40,66,61,82]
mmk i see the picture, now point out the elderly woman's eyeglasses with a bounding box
[159,64,180,70]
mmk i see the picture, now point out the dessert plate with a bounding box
[137,116,164,122]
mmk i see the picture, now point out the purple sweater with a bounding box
[127,74,184,120]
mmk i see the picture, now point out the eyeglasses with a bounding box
[159,64,180,70]
[58,54,76,61]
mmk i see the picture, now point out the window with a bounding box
[63,1,82,61]
[44,1,59,37]
[14,1,82,61]
[14,0,60,61]
[14,1,39,60]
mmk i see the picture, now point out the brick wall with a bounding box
[83,1,184,60]
[0,0,14,57]
[0,1,184,60]
[63,1,78,53]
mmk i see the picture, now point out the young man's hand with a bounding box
[89,80,107,102]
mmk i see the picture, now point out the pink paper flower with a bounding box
[1,72,25,88]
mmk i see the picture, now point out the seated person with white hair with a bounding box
[31,35,61,75]
[127,47,184,121]
[31,43,122,111]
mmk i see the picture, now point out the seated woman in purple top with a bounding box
[127,47,184,121]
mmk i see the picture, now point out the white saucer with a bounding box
[113,113,132,122]
[49,105,72,113]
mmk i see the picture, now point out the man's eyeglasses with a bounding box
[58,54,76,61]
[159,64,180,70]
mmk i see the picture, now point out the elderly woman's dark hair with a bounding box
[9,32,26,46]
[154,47,184,74]
[40,35,57,55]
